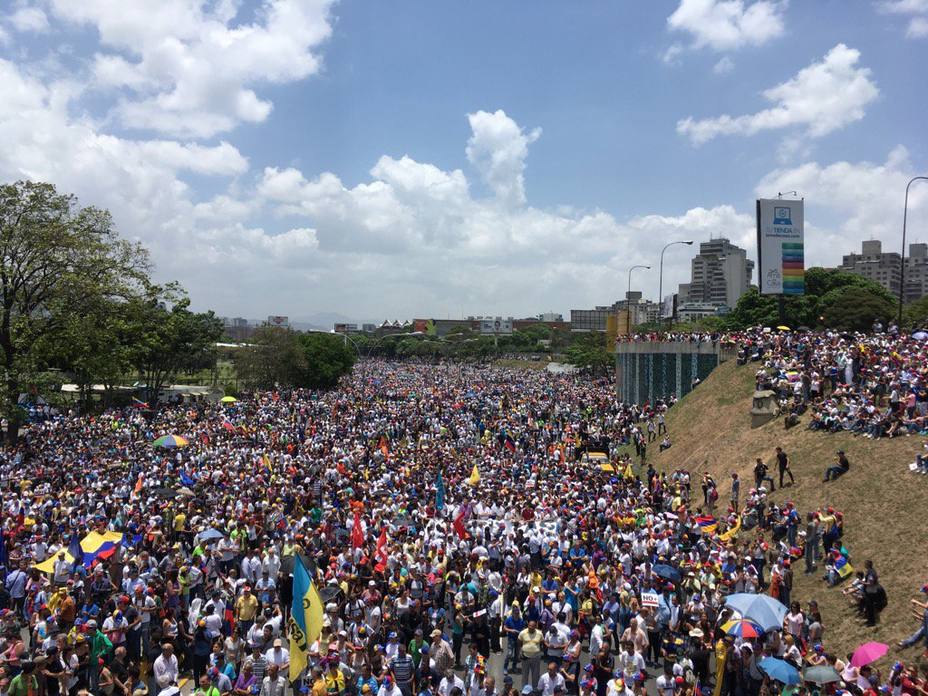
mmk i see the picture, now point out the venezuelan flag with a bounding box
[288,555,323,681]
[33,531,124,573]
[695,515,718,534]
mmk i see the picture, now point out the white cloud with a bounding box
[678,44,879,145]
[713,56,735,74]
[465,110,541,207]
[756,146,928,269]
[878,0,928,37]
[9,7,49,33]
[48,0,335,138]
[667,0,786,52]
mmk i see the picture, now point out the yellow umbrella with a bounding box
[220,396,238,403]
[776,325,791,331]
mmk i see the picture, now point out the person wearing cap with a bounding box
[823,450,851,483]
[236,586,259,636]
[264,637,289,673]
[379,675,404,696]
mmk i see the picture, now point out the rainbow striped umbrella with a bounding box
[721,619,765,638]
[153,434,189,448]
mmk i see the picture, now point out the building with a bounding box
[572,295,660,333]
[222,317,254,341]
[905,243,928,303]
[839,240,928,303]
[676,302,724,323]
[570,303,620,332]
[333,323,359,334]
[679,238,754,310]
[839,240,901,296]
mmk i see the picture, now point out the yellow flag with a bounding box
[468,463,480,486]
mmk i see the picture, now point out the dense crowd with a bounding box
[0,361,925,696]
[622,326,928,440]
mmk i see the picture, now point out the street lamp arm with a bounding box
[900,176,928,324]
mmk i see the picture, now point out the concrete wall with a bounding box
[615,341,738,405]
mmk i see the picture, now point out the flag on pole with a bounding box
[435,470,446,511]
[288,555,323,682]
[133,476,143,495]
[374,528,388,573]
[350,511,365,549]
[261,453,272,474]
[468,464,480,486]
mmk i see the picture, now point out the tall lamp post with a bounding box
[900,176,928,325]
[658,240,694,329]
[626,264,650,334]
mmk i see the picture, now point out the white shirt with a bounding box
[537,672,566,696]
[153,653,179,688]
[265,647,290,666]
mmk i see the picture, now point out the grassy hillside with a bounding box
[653,360,928,658]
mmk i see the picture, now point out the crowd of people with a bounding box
[0,359,925,696]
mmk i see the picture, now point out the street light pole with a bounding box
[626,264,650,334]
[900,176,928,325]
[658,240,694,330]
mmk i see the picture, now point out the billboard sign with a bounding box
[479,317,513,335]
[267,315,289,327]
[660,294,675,320]
[757,198,804,295]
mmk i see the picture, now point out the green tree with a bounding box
[818,285,896,332]
[235,326,307,389]
[903,296,928,328]
[296,332,356,387]
[0,181,149,440]
[566,333,612,374]
[126,288,223,402]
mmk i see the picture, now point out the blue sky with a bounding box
[1,0,926,323]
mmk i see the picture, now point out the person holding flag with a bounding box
[288,555,323,686]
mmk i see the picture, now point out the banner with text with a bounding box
[757,198,804,295]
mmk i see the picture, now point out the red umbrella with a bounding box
[851,641,888,667]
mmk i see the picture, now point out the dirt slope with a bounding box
[653,359,928,657]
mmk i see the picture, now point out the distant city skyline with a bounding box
[0,1,926,319]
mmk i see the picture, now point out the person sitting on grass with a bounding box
[823,451,850,482]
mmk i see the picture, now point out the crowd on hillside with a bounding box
[0,362,926,696]
[621,325,928,440]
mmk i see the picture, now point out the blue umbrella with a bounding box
[652,563,681,582]
[759,657,800,685]
[724,593,788,632]
[197,528,225,543]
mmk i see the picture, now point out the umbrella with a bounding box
[720,619,765,639]
[177,487,195,497]
[220,396,238,403]
[912,330,928,341]
[724,593,787,632]
[152,487,178,499]
[802,666,842,685]
[153,434,188,448]
[776,325,791,331]
[759,657,800,685]
[197,528,225,542]
[851,641,888,667]
[652,563,681,582]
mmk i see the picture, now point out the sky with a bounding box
[1,0,927,324]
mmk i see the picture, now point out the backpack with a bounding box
[709,487,719,503]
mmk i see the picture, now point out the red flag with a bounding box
[374,528,388,573]
[453,510,469,540]
[350,511,365,549]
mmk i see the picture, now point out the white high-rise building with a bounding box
[678,237,754,310]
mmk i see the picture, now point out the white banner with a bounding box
[640,591,659,608]
[757,199,804,295]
